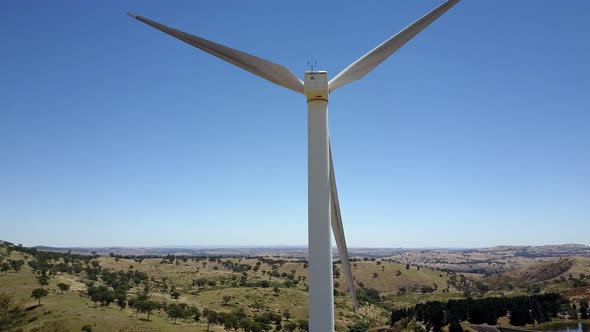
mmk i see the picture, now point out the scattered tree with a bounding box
[31,288,48,306]
[37,274,50,287]
[166,303,187,324]
[283,310,291,321]
[134,299,159,320]
[170,288,181,299]
[0,262,10,275]
[57,283,70,294]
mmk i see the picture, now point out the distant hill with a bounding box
[32,245,404,258]
[31,244,590,259]
[483,257,590,291]
[386,244,590,275]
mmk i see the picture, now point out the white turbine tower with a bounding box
[128,1,460,330]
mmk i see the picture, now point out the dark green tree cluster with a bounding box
[6,242,93,278]
[220,260,253,273]
[391,293,566,331]
[87,285,115,307]
[202,307,291,331]
[356,287,381,305]
[93,269,147,309]
[1,291,25,330]
[163,302,200,324]
[580,299,589,319]
[256,257,289,267]
[348,321,370,332]
[1,259,24,274]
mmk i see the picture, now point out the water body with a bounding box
[538,322,590,332]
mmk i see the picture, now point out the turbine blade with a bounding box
[328,0,460,91]
[128,13,304,94]
[329,143,359,314]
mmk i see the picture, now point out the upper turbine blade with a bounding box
[328,0,460,91]
[127,13,304,94]
[329,144,359,314]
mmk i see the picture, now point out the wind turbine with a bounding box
[127,1,460,330]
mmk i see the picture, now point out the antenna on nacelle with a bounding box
[307,59,318,72]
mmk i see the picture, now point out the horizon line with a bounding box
[25,243,589,250]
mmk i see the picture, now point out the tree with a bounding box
[166,303,187,324]
[170,289,181,299]
[188,306,201,322]
[421,286,435,294]
[510,302,532,326]
[37,274,50,287]
[580,299,589,319]
[423,301,446,332]
[134,300,159,320]
[88,285,115,307]
[0,262,10,275]
[57,283,70,294]
[297,319,309,331]
[206,309,219,330]
[9,260,24,273]
[349,321,370,332]
[284,321,297,332]
[449,320,463,332]
[31,288,48,306]
[115,291,127,310]
[569,304,578,320]
[222,295,232,305]
[283,310,291,321]
[195,278,207,288]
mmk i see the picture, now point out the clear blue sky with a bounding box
[1,1,588,248]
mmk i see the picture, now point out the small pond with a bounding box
[538,322,590,332]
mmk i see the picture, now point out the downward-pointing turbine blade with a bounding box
[128,14,304,94]
[329,144,359,314]
[328,0,461,91]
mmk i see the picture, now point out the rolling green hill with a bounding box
[2,241,590,332]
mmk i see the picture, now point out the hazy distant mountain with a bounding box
[31,243,590,259]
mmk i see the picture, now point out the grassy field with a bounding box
[0,248,396,331]
[2,243,590,332]
[0,264,210,331]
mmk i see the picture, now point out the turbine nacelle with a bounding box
[304,71,329,102]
